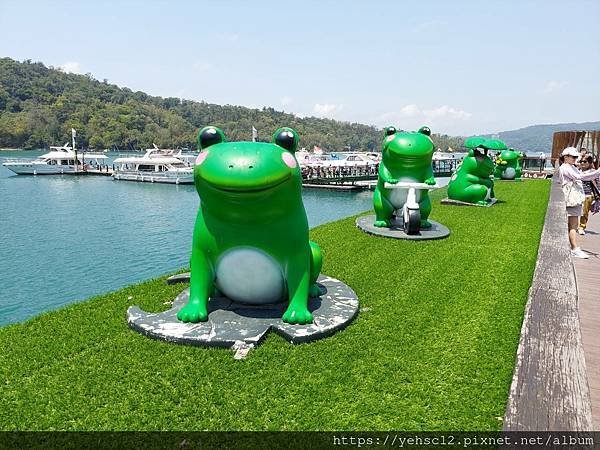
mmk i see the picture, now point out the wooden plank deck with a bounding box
[573,206,600,430]
[504,182,593,431]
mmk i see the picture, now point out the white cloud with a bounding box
[280,96,292,107]
[217,32,239,42]
[542,80,568,94]
[58,62,82,74]
[399,104,420,117]
[411,19,444,33]
[375,104,472,134]
[423,105,472,120]
[193,61,214,72]
[312,103,343,118]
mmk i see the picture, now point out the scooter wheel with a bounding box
[404,208,421,235]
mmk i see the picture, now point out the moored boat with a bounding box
[112,147,195,184]
[2,144,108,175]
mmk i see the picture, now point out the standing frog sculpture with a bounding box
[177,126,322,325]
[373,126,436,228]
[447,147,496,205]
[494,148,523,180]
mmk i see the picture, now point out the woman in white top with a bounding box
[558,147,600,259]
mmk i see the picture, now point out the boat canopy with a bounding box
[113,156,185,165]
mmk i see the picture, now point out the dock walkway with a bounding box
[574,210,600,430]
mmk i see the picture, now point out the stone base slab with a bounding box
[441,197,498,207]
[355,215,450,240]
[127,274,359,349]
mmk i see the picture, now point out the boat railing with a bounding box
[1,158,42,164]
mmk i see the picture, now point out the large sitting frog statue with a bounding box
[176,126,322,325]
[373,126,436,227]
[494,148,523,180]
[447,147,496,205]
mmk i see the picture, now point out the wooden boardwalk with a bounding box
[504,182,593,431]
[574,209,600,430]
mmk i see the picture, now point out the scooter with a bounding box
[384,181,440,235]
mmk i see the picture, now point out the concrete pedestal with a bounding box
[127,274,359,349]
[355,215,450,240]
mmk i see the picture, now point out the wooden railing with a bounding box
[503,182,593,430]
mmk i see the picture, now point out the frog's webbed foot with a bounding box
[374,220,390,228]
[476,200,488,206]
[282,305,313,325]
[424,177,436,185]
[177,302,208,323]
[420,220,432,229]
[309,283,321,298]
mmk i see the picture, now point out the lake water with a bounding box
[0,151,375,326]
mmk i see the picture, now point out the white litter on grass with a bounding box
[232,341,255,360]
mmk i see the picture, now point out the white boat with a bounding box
[296,152,336,167]
[112,147,195,184]
[2,143,108,175]
[323,152,379,168]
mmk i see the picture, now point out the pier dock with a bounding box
[301,160,456,190]
[574,210,600,428]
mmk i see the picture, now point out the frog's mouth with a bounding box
[203,174,291,194]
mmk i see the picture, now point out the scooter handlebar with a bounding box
[384,182,440,190]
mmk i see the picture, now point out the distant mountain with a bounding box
[489,121,600,154]
[0,58,384,151]
[0,58,467,152]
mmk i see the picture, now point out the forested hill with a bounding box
[0,58,467,151]
[492,121,600,154]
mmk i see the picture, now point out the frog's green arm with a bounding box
[424,165,436,184]
[282,251,313,325]
[177,212,213,323]
[479,176,493,188]
[378,163,397,183]
[465,173,480,184]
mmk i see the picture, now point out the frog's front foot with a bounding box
[282,305,313,325]
[387,178,399,184]
[374,220,390,228]
[420,220,432,229]
[309,283,321,298]
[177,302,208,323]
[425,177,436,185]
[476,200,488,206]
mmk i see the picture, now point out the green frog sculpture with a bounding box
[447,146,496,205]
[373,126,436,228]
[494,148,523,180]
[176,126,322,325]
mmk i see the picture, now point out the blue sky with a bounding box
[1,0,598,135]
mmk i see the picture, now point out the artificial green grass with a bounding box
[0,181,550,431]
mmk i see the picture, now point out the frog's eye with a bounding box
[197,126,226,150]
[273,127,298,153]
[418,126,431,136]
[385,126,396,136]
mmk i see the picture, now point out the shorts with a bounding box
[566,204,583,217]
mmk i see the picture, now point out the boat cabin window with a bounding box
[170,162,186,168]
[523,158,543,170]
[137,164,156,172]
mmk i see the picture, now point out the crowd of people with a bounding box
[558,147,600,259]
[301,164,379,180]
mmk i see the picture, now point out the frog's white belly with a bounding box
[502,167,516,179]
[215,247,285,305]
[388,177,422,210]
